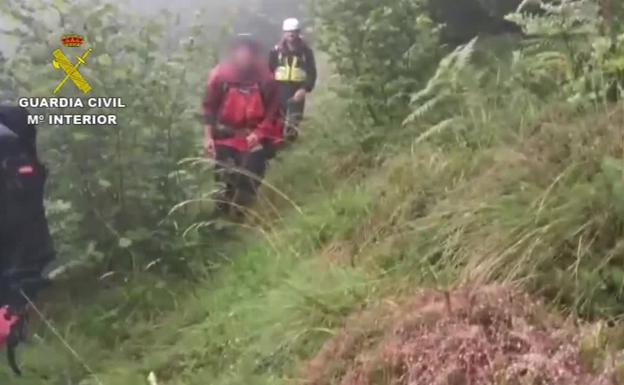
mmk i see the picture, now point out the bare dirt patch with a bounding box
[304,286,616,385]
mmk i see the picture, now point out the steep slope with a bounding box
[6,92,624,385]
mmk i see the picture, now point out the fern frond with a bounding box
[413,117,459,144]
[403,94,447,125]
[454,37,479,71]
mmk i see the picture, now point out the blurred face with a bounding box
[231,45,256,71]
[283,30,300,45]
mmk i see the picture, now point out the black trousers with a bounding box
[214,144,270,209]
[278,83,306,128]
[286,99,305,124]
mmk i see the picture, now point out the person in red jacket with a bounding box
[203,34,282,213]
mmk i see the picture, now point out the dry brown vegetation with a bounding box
[304,286,619,385]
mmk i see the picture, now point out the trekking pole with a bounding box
[19,289,106,385]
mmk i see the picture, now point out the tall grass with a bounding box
[6,40,624,385]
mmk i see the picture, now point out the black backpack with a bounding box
[0,105,54,298]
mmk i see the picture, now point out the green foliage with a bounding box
[404,37,479,128]
[5,0,624,384]
[314,0,443,124]
[0,0,217,272]
[507,0,624,104]
[394,0,624,321]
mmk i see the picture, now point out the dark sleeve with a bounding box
[202,68,223,125]
[268,48,279,73]
[304,47,317,92]
[0,106,37,156]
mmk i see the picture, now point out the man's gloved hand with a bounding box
[293,88,307,103]
[247,132,262,151]
[0,307,19,347]
[204,136,215,158]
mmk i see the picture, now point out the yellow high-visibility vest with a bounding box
[275,54,307,82]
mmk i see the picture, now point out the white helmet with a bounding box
[282,18,301,32]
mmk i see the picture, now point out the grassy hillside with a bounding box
[5,42,624,384]
[3,1,624,384]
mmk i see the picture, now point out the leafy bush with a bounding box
[314,0,443,125]
[506,0,624,104]
[0,0,216,273]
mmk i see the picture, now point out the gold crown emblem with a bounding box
[61,33,84,47]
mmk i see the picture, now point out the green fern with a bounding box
[404,37,479,126]
[413,117,460,144]
[505,0,624,103]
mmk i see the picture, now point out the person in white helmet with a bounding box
[269,18,317,141]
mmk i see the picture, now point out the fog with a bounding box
[128,0,305,19]
[1,0,308,54]
[128,0,235,18]
[127,0,308,42]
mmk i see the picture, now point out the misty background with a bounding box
[1,0,309,55]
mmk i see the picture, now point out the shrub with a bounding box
[0,0,216,273]
[314,0,442,125]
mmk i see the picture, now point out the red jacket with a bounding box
[203,62,282,151]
